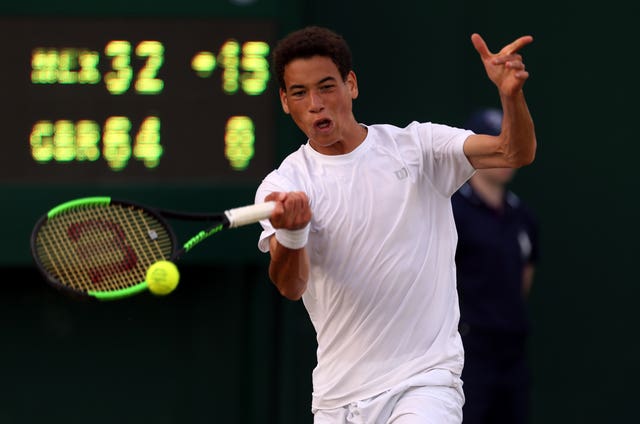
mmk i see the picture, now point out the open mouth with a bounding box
[314,119,332,131]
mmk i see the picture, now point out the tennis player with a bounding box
[255,26,536,423]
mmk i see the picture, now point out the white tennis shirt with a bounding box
[255,122,475,410]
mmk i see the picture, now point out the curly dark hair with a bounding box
[272,26,353,89]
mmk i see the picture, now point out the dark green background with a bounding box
[2,1,638,423]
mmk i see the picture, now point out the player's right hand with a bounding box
[265,191,312,230]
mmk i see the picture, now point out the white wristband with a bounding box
[275,224,310,250]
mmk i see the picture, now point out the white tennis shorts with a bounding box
[313,369,464,424]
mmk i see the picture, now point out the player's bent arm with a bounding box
[464,90,536,169]
[268,235,310,300]
[263,190,312,300]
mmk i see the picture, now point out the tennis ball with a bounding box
[146,260,180,295]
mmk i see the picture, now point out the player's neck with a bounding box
[309,122,367,155]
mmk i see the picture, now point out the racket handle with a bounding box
[225,201,275,228]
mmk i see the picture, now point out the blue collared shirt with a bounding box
[452,182,539,335]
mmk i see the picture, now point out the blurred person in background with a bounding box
[452,107,540,424]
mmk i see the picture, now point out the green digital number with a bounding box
[104,41,133,95]
[31,39,166,92]
[32,48,101,85]
[57,49,79,84]
[135,41,164,94]
[103,116,132,170]
[30,120,54,162]
[30,120,85,162]
[52,120,75,162]
[133,116,162,168]
[241,42,270,95]
[224,116,254,170]
[29,117,161,170]
[218,40,240,94]
[192,40,271,96]
[31,48,58,84]
[76,120,101,161]
[78,50,101,84]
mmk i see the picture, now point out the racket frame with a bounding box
[30,196,232,301]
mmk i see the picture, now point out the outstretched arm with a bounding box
[464,33,537,169]
[264,191,312,301]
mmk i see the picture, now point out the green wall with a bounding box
[2,1,639,423]
[311,1,640,422]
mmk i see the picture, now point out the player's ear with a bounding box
[279,88,290,114]
[347,71,359,100]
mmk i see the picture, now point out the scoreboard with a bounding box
[0,9,291,266]
[0,17,277,184]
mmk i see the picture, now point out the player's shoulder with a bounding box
[365,122,431,153]
[260,145,311,189]
[369,121,469,145]
[367,121,430,137]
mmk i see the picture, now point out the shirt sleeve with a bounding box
[418,123,476,197]
[254,170,297,252]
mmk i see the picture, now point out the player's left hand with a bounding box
[471,33,533,97]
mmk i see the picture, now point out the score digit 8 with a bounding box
[224,116,254,171]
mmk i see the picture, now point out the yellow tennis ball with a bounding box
[146,260,180,295]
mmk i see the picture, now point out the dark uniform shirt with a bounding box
[452,182,539,337]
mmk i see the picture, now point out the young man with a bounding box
[452,108,539,424]
[255,26,536,423]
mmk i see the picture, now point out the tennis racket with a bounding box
[30,196,274,301]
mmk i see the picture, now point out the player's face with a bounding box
[279,55,359,153]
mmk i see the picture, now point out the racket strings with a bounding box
[35,204,173,294]
[39,212,83,291]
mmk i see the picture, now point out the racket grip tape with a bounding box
[225,201,275,228]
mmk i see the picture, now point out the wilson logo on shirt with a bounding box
[394,168,408,180]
